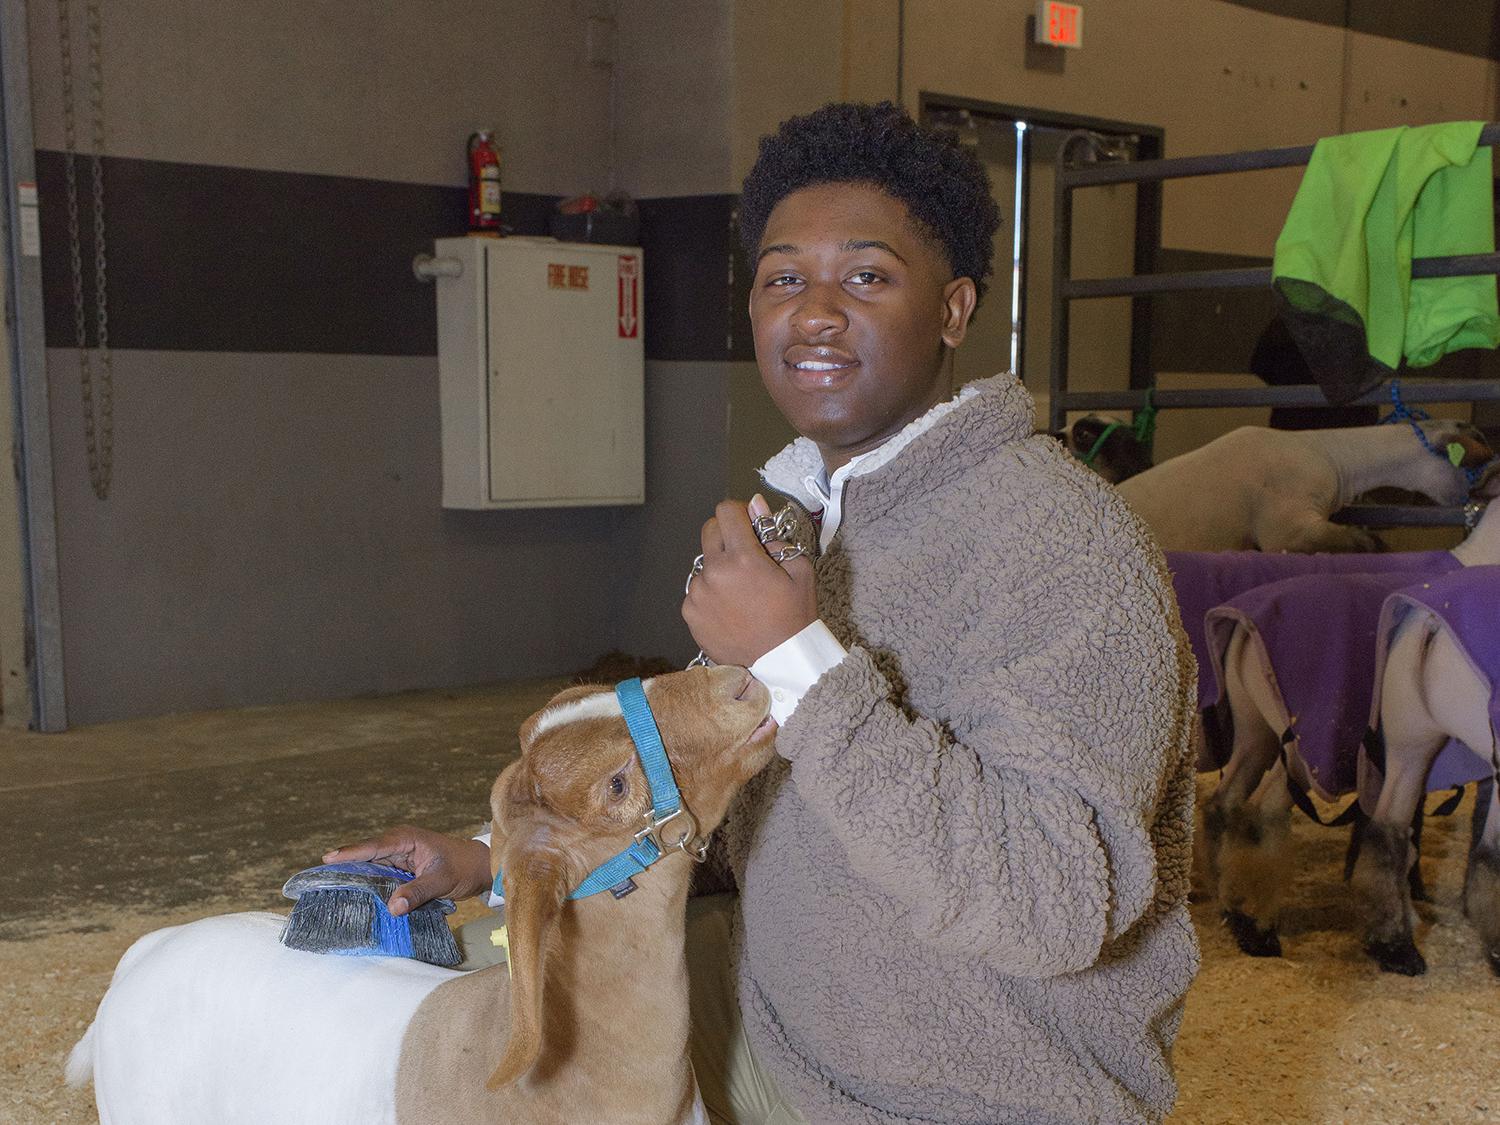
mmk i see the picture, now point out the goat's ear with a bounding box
[486,836,570,1091]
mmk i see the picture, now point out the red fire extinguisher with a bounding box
[467,130,503,234]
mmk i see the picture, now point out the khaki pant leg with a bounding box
[685,893,808,1125]
[455,913,508,971]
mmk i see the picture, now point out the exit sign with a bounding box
[1035,1,1083,48]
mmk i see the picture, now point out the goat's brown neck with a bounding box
[529,861,697,1113]
[396,854,700,1125]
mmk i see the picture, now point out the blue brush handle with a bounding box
[282,862,455,914]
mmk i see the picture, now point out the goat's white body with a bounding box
[70,911,453,1124]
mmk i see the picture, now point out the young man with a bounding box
[330,102,1198,1124]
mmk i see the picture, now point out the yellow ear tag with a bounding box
[1448,441,1466,467]
[490,924,513,978]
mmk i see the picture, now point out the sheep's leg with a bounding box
[1205,628,1292,957]
[1394,620,1500,977]
[1257,512,1382,555]
[1465,776,1500,977]
[1352,617,1447,974]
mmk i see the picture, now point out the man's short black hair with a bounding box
[738,101,1001,307]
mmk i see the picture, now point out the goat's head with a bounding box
[483,665,775,1090]
[1064,414,1154,484]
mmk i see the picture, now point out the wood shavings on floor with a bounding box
[4,795,1496,1123]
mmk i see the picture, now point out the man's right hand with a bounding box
[322,825,492,916]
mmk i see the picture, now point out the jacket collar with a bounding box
[759,374,1035,512]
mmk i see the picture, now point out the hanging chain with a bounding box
[58,0,112,499]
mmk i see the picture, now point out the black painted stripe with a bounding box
[1223,0,1500,62]
[36,151,740,362]
[637,194,738,362]
[36,151,555,356]
[1151,247,1500,381]
[1152,248,1274,374]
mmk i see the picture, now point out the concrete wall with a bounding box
[16,0,1500,724]
[24,0,728,724]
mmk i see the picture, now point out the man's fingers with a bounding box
[388,869,449,917]
[780,554,815,581]
[716,499,763,553]
[322,839,394,865]
[322,828,415,866]
[700,515,725,557]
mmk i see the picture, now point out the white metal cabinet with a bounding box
[434,236,644,509]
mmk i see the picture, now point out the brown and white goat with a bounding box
[1350,601,1500,977]
[1115,420,1495,552]
[66,666,776,1125]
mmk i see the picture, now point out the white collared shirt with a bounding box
[748,452,878,725]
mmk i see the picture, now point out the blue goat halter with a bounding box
[491,677,707,904]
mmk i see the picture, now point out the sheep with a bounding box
[65,664,777,1124]
[1057,414,1153,484]
[1113,419,1495,552]
[1190,500,1500,958]
[1349,566,1500,976]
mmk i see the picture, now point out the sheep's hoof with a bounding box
[1224,910,1282,957]
[1408,866,1428,903]
[1365,938,1426,976]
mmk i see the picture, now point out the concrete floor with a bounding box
[8,675,1500,1123]
[0,677,570,943]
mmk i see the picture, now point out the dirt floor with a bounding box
[3,685,1498,1123]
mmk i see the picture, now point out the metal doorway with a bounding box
[919,94,1163,428]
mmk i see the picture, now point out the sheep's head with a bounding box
[1064,414,1154,484]
[483,665,775,1090]
[1415,420,1500,501]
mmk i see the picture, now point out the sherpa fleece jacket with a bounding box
[722,374,1200,1124]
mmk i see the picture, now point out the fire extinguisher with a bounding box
[467,130,502,233]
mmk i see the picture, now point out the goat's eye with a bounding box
[608,773,626,800]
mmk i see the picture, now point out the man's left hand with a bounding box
[683,495,817,666]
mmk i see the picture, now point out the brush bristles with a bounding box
[282,889,380,953]
[408,906,463,967]
[280,887,462,966]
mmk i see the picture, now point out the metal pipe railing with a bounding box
[1048,122,1500,529]
[1059,122,1500,189]
[1059,381,1500,413]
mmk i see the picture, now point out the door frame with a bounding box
[0,0,68,731]
[918,93,1165,397]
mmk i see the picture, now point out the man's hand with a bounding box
[683,494,817,666]
[322,825,492,916]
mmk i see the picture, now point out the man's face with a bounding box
[749,182,977,472]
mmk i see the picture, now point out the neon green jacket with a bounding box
[1273,121,1499,404]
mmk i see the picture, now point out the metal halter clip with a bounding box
[635,806,709,862]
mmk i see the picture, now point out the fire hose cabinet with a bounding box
[430,236,644,508]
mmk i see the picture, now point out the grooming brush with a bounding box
[279,861,462,966]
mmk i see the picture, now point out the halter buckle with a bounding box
[634,805,709,862]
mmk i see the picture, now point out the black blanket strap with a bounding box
[1280,730,1360,827]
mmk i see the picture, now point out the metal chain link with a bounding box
[58,0,112,499]
[685,499,819,669]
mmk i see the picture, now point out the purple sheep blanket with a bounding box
[1167,549,1459,711]
[1201,568,1473,801]
[1360,567,1500,810]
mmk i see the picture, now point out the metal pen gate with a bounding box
[1049,122,1500,528]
